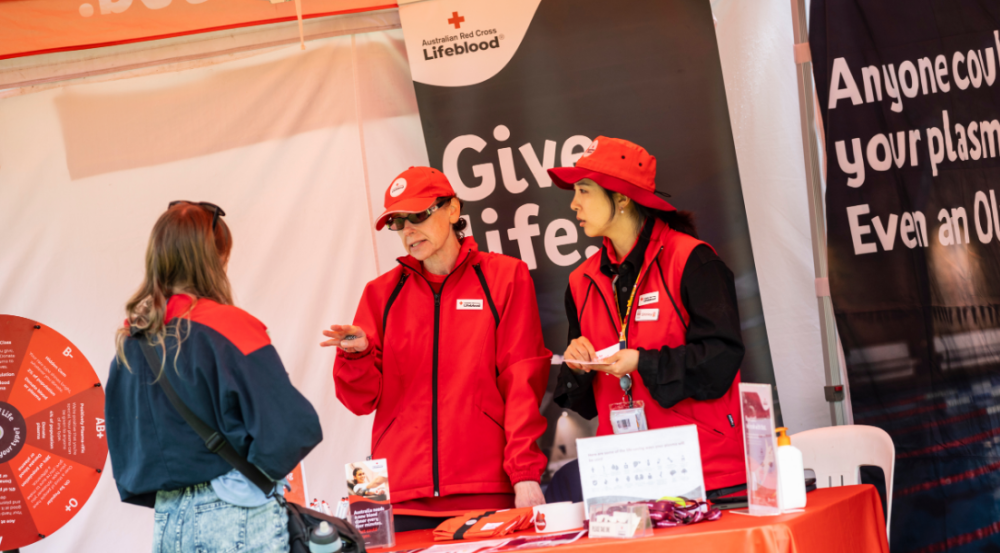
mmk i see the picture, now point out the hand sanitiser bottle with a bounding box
[776,427,807,510]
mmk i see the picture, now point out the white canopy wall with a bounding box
[0,2,834,551]
[1,12,422,552]
[713,0,840,433]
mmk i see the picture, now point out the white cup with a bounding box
[532,502,585,533]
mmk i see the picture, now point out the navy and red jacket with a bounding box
[106,295,322,507]
[558,218,746,491]
[334,238,551,505]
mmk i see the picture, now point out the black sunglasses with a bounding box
[385,199,449,231]
[169,201,226,231]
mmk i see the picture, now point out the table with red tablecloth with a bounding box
[371,485,889,553]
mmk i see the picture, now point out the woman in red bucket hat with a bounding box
[547,136,748,501]
[321,167,551,531]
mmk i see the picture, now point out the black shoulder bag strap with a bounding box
[135,331,276,496]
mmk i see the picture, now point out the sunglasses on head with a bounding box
[385,199,449,231]
[169,201,226,231]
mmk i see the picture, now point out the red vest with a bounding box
[567,219,746,491]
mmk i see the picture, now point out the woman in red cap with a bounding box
[548,137,747,501]
[321,167,551,531]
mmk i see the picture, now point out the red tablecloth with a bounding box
[371,485,889,553]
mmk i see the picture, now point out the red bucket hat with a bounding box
[547,136,675,212]
[375,166,456,230]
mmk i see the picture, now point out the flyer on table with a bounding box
[739,383,782,516]
[345,459,390,504]
[345,459,393,547]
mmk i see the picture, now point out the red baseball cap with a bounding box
[375,166,456,230]
[548,136,676,212]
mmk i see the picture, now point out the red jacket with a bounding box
[334,238,551,503]
[567,220,746,491]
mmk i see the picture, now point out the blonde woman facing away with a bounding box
[106,201,322,553]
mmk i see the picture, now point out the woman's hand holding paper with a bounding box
[563,336,604,372]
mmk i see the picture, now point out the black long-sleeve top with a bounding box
[553,221,746,419]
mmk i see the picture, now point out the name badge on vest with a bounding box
[638,291,659,306]
[635,308,659,322]
[457,299,483,310]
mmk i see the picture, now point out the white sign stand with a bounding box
[576,425,705,517]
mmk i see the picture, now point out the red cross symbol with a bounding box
[447,12,465,29]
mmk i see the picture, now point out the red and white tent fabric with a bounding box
[0,0,393,60]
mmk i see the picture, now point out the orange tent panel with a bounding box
[0,0,396,60]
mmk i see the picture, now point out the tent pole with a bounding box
[790,0,848,426]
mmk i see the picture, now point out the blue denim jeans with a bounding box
[153,483,288,553]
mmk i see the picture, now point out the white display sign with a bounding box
[576,426,705,516]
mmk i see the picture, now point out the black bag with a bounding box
[286,501,366,553]
[135,331,366,553]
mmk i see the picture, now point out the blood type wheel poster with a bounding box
[0,315,107,549]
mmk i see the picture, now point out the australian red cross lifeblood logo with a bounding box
[421,11,499,61]
[389,178,408,197]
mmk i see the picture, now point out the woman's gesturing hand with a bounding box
[563,336,600,372]
[321,324,369,352]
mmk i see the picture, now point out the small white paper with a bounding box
[565,343,620,366]
[567,358,612,366]
[595,343,621,358]
[481,522,503,531]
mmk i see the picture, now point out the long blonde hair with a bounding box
[115,202,234,373]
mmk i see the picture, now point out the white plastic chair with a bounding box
[790,425,894,539]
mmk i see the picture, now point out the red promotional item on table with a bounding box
[433,507,535,541]
[640,499,722,528]
[0,315,108,550]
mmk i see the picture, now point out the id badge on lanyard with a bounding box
[606,267,649,435]
[596,343,649,435]
[609,400,648,435]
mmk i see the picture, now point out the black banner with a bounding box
[400,0,777,455]
[812,1,1000,549]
